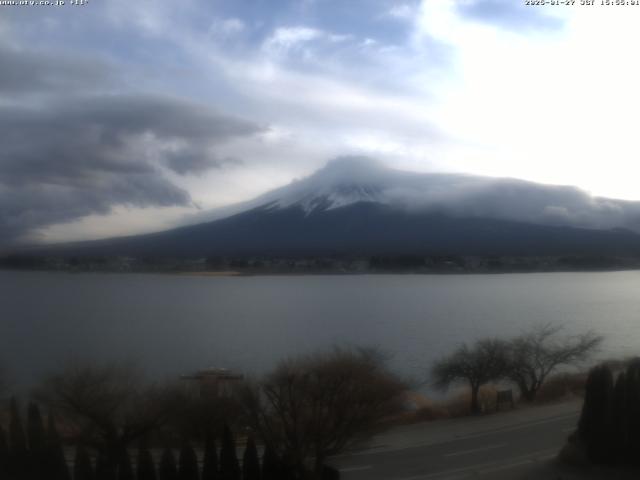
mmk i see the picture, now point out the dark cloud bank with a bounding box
[0,45,262,245]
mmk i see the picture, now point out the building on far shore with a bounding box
[181,367,244,398]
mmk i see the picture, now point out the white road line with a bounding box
[477,453,556,475]
[443,443,506,457]
[392,448,559,480]
[336,413,577,457]
[340,465,372,472]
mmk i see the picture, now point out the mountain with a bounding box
[21,157,640,258]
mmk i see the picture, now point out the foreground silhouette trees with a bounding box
[0,424,9,479]
[240,347,405,477]
[220,424,241,480]
[47,411,71,480]
[242,436,260,480]
[136,438,157,480]
[9,398,28,478]
[260,444,280,480]
[159,448,179,480]
[3,348,398,480]
[74,446,95,480]
[26,402,46,477]
[201,435,219,480]
[2,400,72,480]
[178,443,199,480]
[576,358,640,466]
[36,363,176,468]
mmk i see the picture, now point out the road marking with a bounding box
[443,443,506,457]
[335,412,578,458]
[477,452,556,475]
[392,448,558,480]
[562,427,575,433]
[340,465,372,472]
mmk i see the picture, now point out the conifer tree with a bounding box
[27,402,47,478]
[242,437,260,480]
[117,449,134,480]
[74,445,95,480]
[219,425,240,480]
[0,424,10,479]
[321,465,340,480]
[578,365,614,464]
[9,397,28,479]
[27,403,46,453]
[611,371,628,463]
[47,412,71,480]
[260,445,279,480]
[159,448,179,480]
[95,451,117,480]
[201,434,219,480]
[137,438,157,480]
[624,359,640,464]
[9,398,27,453]
[178,443,199,480]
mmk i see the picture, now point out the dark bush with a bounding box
[46,412,71,480]
[242,436,260,480]
[321,464,340,480]
[178,443,199,480]
[575,359,640,466]
[74,446,95,480]
[117,449,134,480]
[0,424,9,478]
[95,451,117,480]
[579,365,614,463]
[137,438,157,480]
[159,448,179,480]
[201,434,219,480]
[9,398,28,478]
[260,444,279,480]
[27,403,46,473]
[220,425,240,480]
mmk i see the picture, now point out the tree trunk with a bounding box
[470,385,481,415]
[522,388,536,402]
[518,381,537,402]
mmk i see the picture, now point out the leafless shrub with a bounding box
[35,361,176,463]
[239,347,407,476]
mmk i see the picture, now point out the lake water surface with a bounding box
[2,270,640,390]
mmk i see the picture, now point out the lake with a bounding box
[2,270,640,391]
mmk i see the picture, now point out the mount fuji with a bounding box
[28,157,640,258]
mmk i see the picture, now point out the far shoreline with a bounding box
[3,266,640,277]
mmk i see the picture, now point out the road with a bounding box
[330,401,581,480]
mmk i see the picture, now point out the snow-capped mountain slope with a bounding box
[30,157,640,258]
[213,156,640,232]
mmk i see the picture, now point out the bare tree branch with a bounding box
[431,338,510,414]
[239,347,406,476]
[506,324,603,402]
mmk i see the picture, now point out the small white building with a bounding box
[181,367,244,398]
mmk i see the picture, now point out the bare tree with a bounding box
[35,362,176,465]
[506,324,603,402]
[431,338,509,415]
[239,347,406,477]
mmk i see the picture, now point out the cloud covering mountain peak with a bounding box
[229,157,640,233]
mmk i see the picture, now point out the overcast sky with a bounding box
[2,0,640,245]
